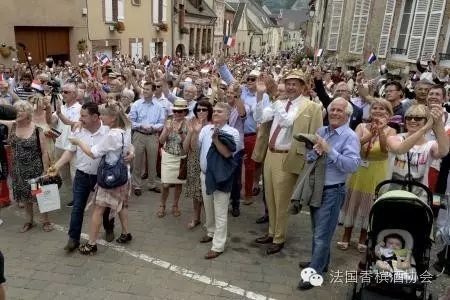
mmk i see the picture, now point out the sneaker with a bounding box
[64,239,80,252]
[66,201,74,207]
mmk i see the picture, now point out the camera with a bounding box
[442,102,450,113]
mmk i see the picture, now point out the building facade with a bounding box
[310,0,450,70]
[88,0,172,61]
[173,0,216,59]
[0,0,88,66]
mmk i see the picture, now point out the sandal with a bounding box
[42,222,54,232]
[116,233,133,244]
[172,205,181,217]
[20,222,35,233]
[157,205,166,218]
[187,220,201,230]
[357,243,367,253]
[79,243,98,255]
[337,241,349,250]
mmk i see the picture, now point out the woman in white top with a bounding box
[387,104,449,199]
[69,102,132,255]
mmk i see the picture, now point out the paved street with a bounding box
[0,185,448,300]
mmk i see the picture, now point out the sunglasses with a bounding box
[173,110,185,114]
[196,108,208,112]
[247,77,256,82]
[405,116,426,122]
[154,85,161,88]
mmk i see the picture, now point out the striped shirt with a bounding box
[128,98,166,130]
[13,87,35,101]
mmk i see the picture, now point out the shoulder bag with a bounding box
[97,133,128,189]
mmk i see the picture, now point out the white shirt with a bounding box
[67,125,110,175]
[198,124,240,174]
[254,95,306,151]
[91,128,132,165]
[54,102,82,150]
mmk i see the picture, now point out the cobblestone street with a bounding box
[0,186,448,300]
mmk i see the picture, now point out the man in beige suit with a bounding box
[254,70,323,254]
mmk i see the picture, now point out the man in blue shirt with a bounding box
[298,97,361,290]
[129,82,166,196]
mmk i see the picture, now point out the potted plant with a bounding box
[179,27,190,34]
[115,21,126,33]
[159,23,169,32]
[77,39,87,52]
[0,44,16,58]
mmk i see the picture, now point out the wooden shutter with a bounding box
[152,0,159,24]
[377,0,396,58]
[421,0,445,59]
[407,0,431,60]
[117,0,125,20]
[162,0,168,23]
[105,0,113,23]
[349,0,371,54]
[163,41,167,57]
[150,42,156,58]
[327,0,344,51]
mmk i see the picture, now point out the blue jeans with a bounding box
[68,170,114,242]
[309,185,346,274]
[230,150,244,209]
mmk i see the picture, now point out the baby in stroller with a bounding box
[374,230,417,282]
[376,233,412,272]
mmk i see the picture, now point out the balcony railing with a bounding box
[391,48,408,55]
[439,53,450,60]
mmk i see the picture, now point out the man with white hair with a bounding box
[50,82,82,206]
[298,98,360,290]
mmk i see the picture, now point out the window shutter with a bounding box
[407,0,431,60]
[349,0,371,54]
[163,41,167,57]
[105,0,114,23]
[327,0,344,51]
[421,0,445,60]
[118,0,125,20]
[150,42,156,58]
[153,0,159,24]
[162,0,168,23]
[377,0,396,58]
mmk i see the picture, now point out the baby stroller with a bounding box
[347,179,436,300]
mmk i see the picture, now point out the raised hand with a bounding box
[256,77,266,94]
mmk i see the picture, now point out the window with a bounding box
[349,0,371,54]
[153,0,168,24]
[377,0,396,58]
[393,0,444,60]
[104,0,125,23]
[327,0,344,51]
[441,23,450,60]
[130,38,143,61]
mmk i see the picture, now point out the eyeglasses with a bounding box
[62,90,72,94]
[154,85,161,88]
[247,77,256,82]
[196,108,208,112]
[405,116,426,122]
[335,89,348,93]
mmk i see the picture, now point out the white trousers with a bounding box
[200,173,230,253]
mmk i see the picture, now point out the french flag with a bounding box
[223,36,235,47]
[368,52,377,64]
[161,56,173,68]
[98,54,110,66]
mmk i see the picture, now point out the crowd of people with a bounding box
[0,50,449,294]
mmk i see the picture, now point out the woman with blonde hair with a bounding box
[338,98,396,252]
[0,100,53,232]
[387,104,449,198]
[68,101,133,254]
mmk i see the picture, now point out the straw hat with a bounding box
[172,98,188,111]
[284,69,306,82]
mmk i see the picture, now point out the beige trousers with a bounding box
[264,150,298,244]
[131,132,159,189]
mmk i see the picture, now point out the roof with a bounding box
[290,0,309,10]
[230,1,246,34]
[247,18,263,35]
[224,2,235,12]
[275,9,309,29]
[246,0,275,28]
[185,0,217,18]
